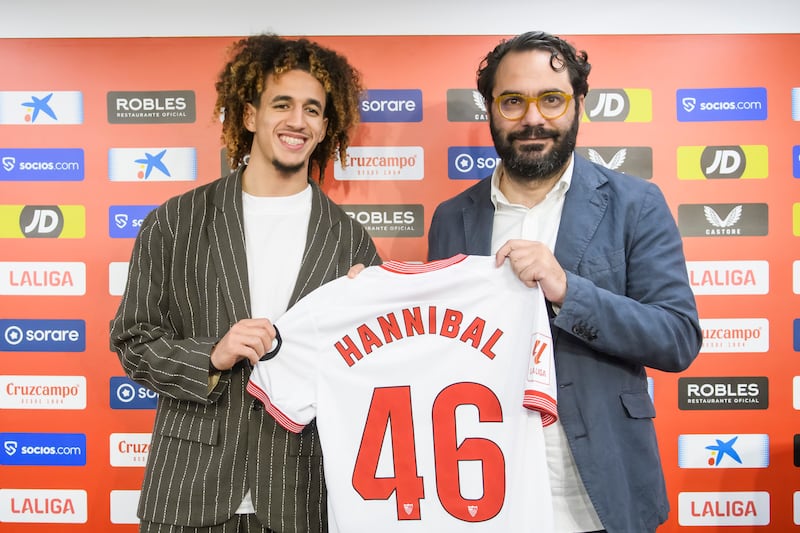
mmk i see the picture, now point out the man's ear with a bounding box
[244,102,257,133]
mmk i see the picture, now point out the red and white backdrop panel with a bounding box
[0,34,798,531]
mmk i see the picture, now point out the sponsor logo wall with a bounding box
[0,34,798,530]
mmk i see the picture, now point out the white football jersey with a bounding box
[247,254,557,532]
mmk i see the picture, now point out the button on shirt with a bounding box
[489,155,604,533]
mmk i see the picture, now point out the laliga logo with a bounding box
[682,97,697,112]
[2,156,16,172]
[4,440,19,455]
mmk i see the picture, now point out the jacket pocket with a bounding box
[157,409,220,446]
[620,391,656,419]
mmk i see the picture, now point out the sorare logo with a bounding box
[0,205,85,238]
[0,91,83,125]
[448,146,500,179]
[582,89,652,122]
[793,146,800,178]
[575,146,652,179]
[677,87,767,122]
[108,147,197,182]
[0,319,85,352]
[110,377,158,409]
[109,205,157,238]
[794,318,799,352]
[360,90,422,122]
[0,148,84,181]
[0,432,86,466]
[677,203,768,237]
[677,145,768,180]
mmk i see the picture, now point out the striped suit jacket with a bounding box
[110,168,381,531]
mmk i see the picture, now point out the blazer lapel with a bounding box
[288,181,335,306]
[207,168,251,322]
[463,178,495,255]
[554,156,609,273]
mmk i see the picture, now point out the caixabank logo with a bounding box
[574,146,652,179]
[677,87,767,122]
[0,91,83,125]
[108,147,197,182]
[0,148,84,181]
[678,376,768,410]
[677,145,768,180]
[0,205,85,238]
[446,89,487,122]
[341,204,424,237]
[582,89,652,122]
[678,433,769,468]
[360,89,422,122]
[678,203,768,237]
[107,90,196,124]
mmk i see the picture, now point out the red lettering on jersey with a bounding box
[335,335,364,367]
[358,324,384,354]
[439,309,463,339]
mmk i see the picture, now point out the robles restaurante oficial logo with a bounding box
[107,90,195,124]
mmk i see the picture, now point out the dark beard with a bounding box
[490,111,579,182]
[271,158,306,175]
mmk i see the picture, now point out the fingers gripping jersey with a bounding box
[247,254,557,532]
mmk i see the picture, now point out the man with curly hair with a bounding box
[111,34,380,533]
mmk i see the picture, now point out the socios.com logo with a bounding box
[108,205,157,238]
[677,87,767,122]
[0,432,86,466]
[359,89,422,122]
[0,319,85,352]
[448,146,500,179]
[582,89,652,122]
[110,377,157,409]
[0,148,84,181]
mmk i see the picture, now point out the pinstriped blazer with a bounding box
[110,167,381,531]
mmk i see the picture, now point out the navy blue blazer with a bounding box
[428,155,702,533]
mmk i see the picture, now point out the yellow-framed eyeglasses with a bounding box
[493,91,573,120]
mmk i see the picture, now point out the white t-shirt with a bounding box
[248,254,558,532]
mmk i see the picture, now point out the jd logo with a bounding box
[701,146,745,178]
[20,206,64,237]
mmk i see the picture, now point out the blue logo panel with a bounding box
[0,148,84,181]
[359,90,423,122]
[793,146,800,179]
[794,319,799,351]
[448,146,500,180]
[0,432,86,466]
[110,376,158,409]
[109,205,158,238]
[676,87,767,122]
[0,319,85,352]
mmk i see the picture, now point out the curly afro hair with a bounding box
[214,34,363,182]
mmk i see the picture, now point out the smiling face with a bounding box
[489,49,583,183]
[243,69,329,190]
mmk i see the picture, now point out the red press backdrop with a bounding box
[0,34,799,530]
